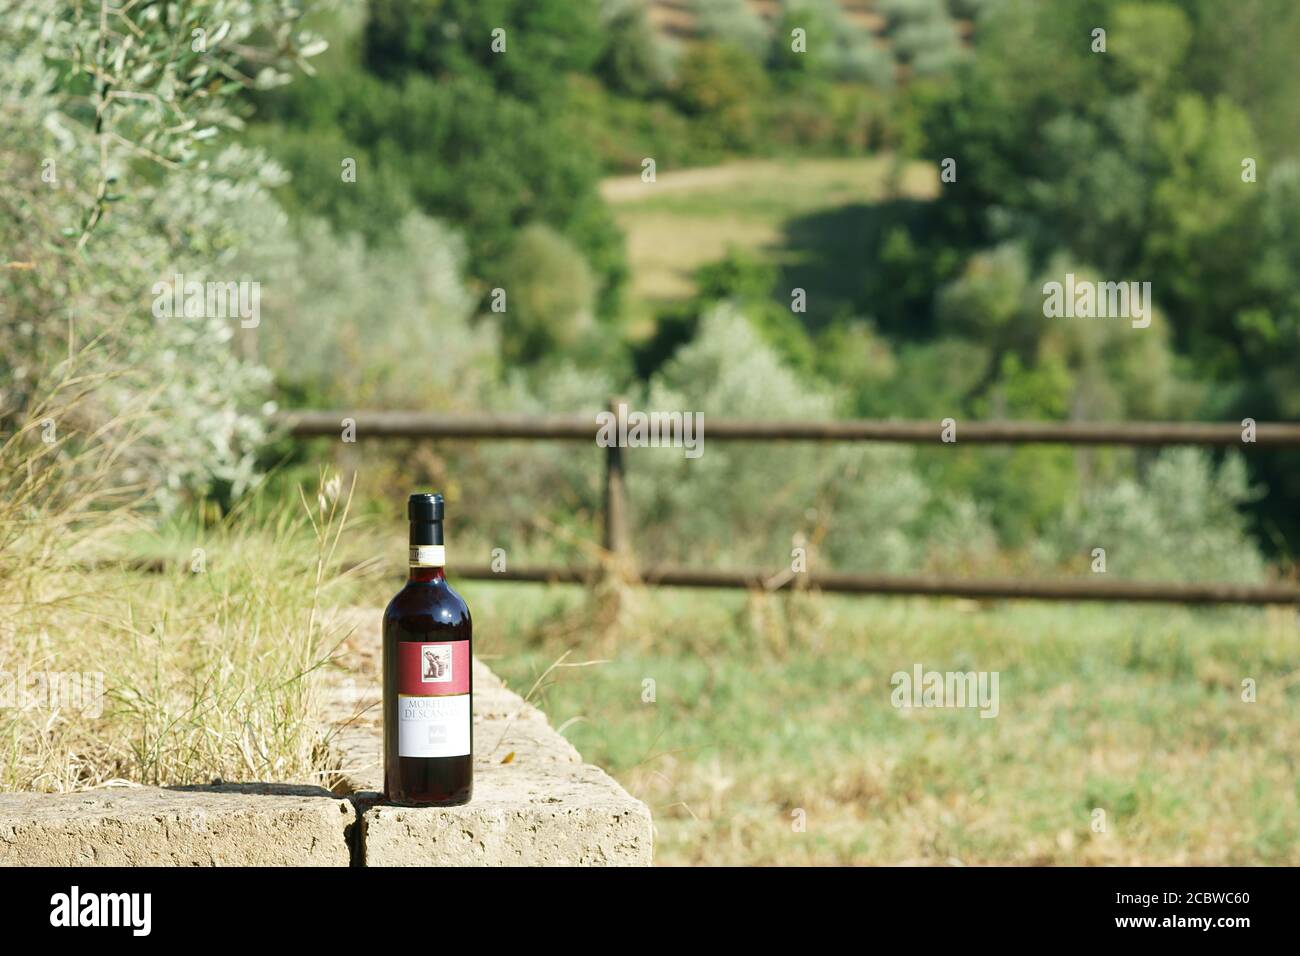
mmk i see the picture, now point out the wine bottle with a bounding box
[383,492,473,805]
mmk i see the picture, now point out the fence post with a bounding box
[603,396,628,558]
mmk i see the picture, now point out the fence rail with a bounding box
[448,566,1300,605]
[275,410,1300,446]
[273,405,1300,607]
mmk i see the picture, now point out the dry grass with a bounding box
[0,353,359,790]
[453,579,1300,866]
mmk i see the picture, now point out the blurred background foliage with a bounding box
[4,0,1299,581]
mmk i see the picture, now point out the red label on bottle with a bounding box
[397,640,471,696]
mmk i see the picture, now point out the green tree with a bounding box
[363,0,605,101]
[596,0,677,96]
[494,224,597,365]
[0,0,324,506]
[770,0,894,86]
[259,68,626,321]
[690,0,770,60]
[674,41,771,151]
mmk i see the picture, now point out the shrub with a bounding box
[632,305,930,571]
[598,0,679,96]
[692,250,817,373]
[363,0,606,101]
[564,76,715,172]
[257,213,498,410]
[893,17,965,76]
[935,242,1034,345]
[256,42,628,317]
[1046,449,1267,583]
[249,123,417,246]
[947,0,1003,19]
[493,224,598,366]
[0,3,322,508]
[773,0,895,87]
[691,0,771,60]
[467,363,617,557]
[879,0,948,24]
[673,41,772,152]
[280,71,626,319]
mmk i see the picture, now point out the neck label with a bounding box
[409,544,446,567]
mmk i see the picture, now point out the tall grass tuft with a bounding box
[0,353,356,790]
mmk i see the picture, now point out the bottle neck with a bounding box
[408,518,445,583]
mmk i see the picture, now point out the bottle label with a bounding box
[397,640,471,758]
[409,544,446,567]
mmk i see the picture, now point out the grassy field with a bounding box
[602,156,937,321]
[450,579,1300,866]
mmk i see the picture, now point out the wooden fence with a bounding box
[274,404,1300,606]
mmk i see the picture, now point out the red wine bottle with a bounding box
[383,493,473,805]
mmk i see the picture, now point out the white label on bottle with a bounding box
[398,693,471,757]
[409,544,446,567]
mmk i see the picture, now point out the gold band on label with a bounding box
[409,544,446,567]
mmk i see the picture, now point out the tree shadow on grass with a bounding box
[773,197,940,336]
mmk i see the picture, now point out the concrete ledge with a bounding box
[325,612,653,866]
[360,762,652,866]
[0,784,352,866]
